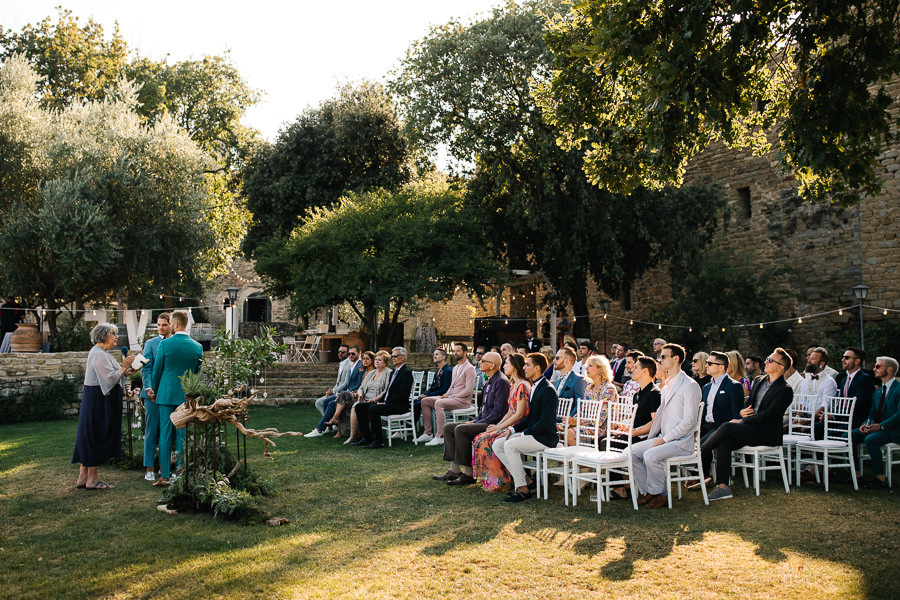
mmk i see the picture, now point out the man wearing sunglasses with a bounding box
[836,347,875,429]
[701,347,794,501]
[692,351,745,489]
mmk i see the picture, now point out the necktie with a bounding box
[876,385,887,422]
[842,374,851,397]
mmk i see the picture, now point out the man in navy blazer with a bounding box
[493,352,559,503]
[553,347,587,416]
[836,347,875,429]
[697,351,745,482]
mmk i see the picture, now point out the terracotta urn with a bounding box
[9,323,42,352]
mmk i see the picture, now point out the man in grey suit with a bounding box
[631,343,702,508]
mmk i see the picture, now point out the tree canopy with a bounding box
[0,9,259,277]
[392,1,728,334]
[242,81,411,256]
[537,0,900,206]
[254,177,504,346]
[0,56,218,338]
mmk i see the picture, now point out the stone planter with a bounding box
[9,323,42,352]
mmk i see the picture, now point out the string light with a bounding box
[838,309,843,316]
[629,320,633,326]
[760,323,764,329]
[797,318,803,324]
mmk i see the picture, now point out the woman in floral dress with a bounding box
[472,354,530,492]
[567,355,619,446]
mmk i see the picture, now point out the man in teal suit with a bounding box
[149,310,203,486]
[852,356,900,489]
[141,312,171,482]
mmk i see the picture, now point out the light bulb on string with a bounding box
[721,327,726,333]
[658,324,662,330]
[760,323,764,329]
[884,309,889,315]
[838,309,843,316]
[688,327,692,333]
[797,317,802,324]
[629,320,633,326]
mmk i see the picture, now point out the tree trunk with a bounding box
[364,300,378,351]
[571,288,592,341]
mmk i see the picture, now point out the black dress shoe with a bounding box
[350,438,371,446]
[433,470,460,481]
[865,478,889,489]
[526,479,537,492]
[364,441,385,449]
[447,474,476,486]
[502,490,533,503]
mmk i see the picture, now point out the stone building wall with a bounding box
[1,351,91,415]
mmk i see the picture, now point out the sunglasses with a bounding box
[766,357,786,367]
[705,360,726,366]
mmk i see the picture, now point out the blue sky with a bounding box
[4,1,504,141]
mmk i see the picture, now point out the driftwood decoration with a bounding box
[170,385,303,455]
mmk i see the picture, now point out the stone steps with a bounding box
[250,362,339,407]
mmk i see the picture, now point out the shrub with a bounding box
[0,377,78,424]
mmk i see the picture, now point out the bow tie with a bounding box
[810,375,819,380]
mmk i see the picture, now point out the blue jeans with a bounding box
[315,396,337,431]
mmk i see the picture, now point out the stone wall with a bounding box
[0,351,92,416]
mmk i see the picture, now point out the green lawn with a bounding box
[1,405,897,599]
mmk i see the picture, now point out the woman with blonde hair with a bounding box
[726,350,751,397]
[567,355,619,446]
[691,351,711,388]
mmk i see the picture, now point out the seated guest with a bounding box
[848,356,899,488]
[516,343,528,356]
[499,343,514,371]
[307,346,363,437]
[744,355,764,381]
[432,352,511,487]
[609,343,628,383]
[608,356,661,500]
[631,344,702,508]
[569,355,618,446]
[331,351,389,441]
[413,348,453,427]
[471,354,529,491]
[492,353,559,503]
[540,345,555,380]
[652,338,667,360]
[352,347,414,449]
[702,348,794,501]
[726,350,752,398]
[618,351,644,396]
[691,352,711,388]
[553,347,587,420]
[574,341,592,376]
[473,347,487,393]
[693,351,744,488]
[417,343,476,446]
[836,347,875,429]
[314,344,351,416]
[783,348,804,392]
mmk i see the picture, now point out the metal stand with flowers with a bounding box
[158,327,302,520]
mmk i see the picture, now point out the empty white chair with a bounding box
[795,395,858,491]
[570,401,638,513]
[782,394,817,482]
[664,402,709,508]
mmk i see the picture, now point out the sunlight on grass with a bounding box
[0,459,40,479]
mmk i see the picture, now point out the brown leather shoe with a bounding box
[432,470,459,481]
[645,494,668,508]
[637,493,658,506]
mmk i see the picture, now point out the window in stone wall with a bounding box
[737,186,751,220]
[243,294,272,323]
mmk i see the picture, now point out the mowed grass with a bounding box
[1,405,898,600]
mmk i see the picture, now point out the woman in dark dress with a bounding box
[73,323,136,490]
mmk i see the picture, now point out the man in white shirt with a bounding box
[417,343,476,445]
[806,345,839,380]
[573,341,591,376]
[800,347,839,415]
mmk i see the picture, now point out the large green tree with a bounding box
[392,1,727,336]
[0,57,218,339]
[242,81,411,256]
[537,0,900,206]
[0,10,259,280]
[255,177,504,348]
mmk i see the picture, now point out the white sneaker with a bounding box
[144,471,156,482]
[414,433,433,443]
[306,428,324,438]
[425,437,444,446]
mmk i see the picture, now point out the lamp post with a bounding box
[852,284,869,355]
[599,299,611,355]
[226,287,240,339]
